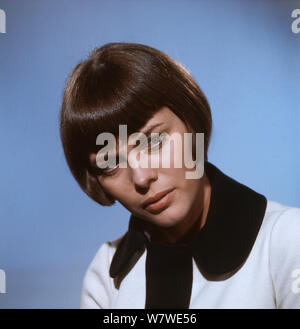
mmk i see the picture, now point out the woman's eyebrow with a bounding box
[116,122,166,150]
[140,122,165,137]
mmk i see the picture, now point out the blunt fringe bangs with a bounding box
[60,42,212,206]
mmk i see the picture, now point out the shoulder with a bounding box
[261,200,300,255]
[260,200,300,234]
[91,233,126,266]
[262,200,300,308]
[84,233,125,277]
[80,233,125,309]
[263,200,300,240]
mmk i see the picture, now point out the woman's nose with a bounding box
[130,166,158,192]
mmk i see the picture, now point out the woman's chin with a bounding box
[147,210,185,228]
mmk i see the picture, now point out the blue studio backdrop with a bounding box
[0,0,299,308]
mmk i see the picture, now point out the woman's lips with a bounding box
[144,189,175,214]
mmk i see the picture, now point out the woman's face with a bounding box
[89,107,208,237]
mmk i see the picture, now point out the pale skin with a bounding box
[89,107,211,244]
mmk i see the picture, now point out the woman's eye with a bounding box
[101,163,119,176]
[99,154,125,176]
[148,133,167,151]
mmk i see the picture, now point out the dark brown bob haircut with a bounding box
[60,42,212,206]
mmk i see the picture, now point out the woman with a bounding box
[60,42,300,309]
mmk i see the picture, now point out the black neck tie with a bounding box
[145,240,193,309]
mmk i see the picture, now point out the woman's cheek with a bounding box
[160,134,184,170]
[97,176,120,200]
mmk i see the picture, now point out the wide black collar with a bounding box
[109,161,267,280]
